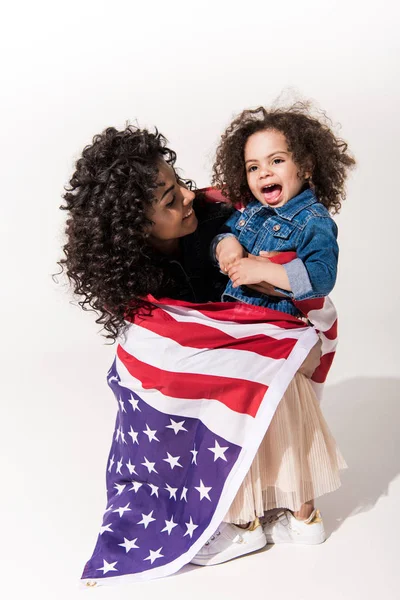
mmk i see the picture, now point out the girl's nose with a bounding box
[259,166,272,178]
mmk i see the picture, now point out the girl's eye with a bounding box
[273,158,284,164]
[248,165,258,172]
[166,195,176,208]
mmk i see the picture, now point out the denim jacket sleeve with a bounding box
[285,215,338,299]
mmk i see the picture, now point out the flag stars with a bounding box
[129,480,142,493]
[161,517,178,535]
[141,457,158,474]
[115,428,121,443]
[195,479,212,501]
[126,459,137,475]
[164,483,178,500]
[99,523,113,535]
[112,502,131,518]
[114,483,126,496]
[120,429,127,444]
[208,440,229,462]
[148,483,159,497]
[108,454,115,473]
[163,453,183,470]
[144,547,164,564]
[118,537,139,553]
[137,510,156,529]
[143,424,160,443]
[116,458,123,474]
[118,398,126,413]
[128,426,139,445]
[166,418,188,435]
[190,445,198,465]
[97,559,118,574]
[184,516,199,538]
[128,396,141,412]
[180,487,188,502]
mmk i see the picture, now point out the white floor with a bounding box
[4,357,400,600]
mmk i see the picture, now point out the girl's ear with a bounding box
[303,158,314,181]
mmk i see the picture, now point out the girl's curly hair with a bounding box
[58,125,194,342]
[212,102,355,213]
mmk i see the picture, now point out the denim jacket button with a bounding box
[238,219,246,227]
[273,224,281,231]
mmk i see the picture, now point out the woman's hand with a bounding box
[216,237,246,273]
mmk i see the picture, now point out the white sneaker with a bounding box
[190,519,267,566]
[262,509,326,545]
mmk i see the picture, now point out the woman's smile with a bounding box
[182,205,194,220]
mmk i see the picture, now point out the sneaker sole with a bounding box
[190,534,267,566]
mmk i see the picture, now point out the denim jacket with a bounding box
[213,189,338,316]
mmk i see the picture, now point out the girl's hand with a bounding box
[216,237,246,272]
[245,253,286,296]
[227,257,269,288]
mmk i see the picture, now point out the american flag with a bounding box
[81,291,337,587]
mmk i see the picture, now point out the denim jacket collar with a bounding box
[245,188,317,222]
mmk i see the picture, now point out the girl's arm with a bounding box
[227,216,339,299]
[228,258,291,290]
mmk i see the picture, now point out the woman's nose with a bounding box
[182,186,195,204]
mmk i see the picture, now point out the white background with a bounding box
[1,1,399,598]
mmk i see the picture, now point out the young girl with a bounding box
[190,104,354,566]
[212,103,355,315]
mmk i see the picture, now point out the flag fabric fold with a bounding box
[81,295,337,587]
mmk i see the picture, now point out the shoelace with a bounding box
[204,530,221,546]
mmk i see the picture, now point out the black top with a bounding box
[160,195,233,303]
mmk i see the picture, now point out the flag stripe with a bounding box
[122,323,296,387]
[323,319,338,341]
[138,303,310,342]
[117,345,267,417]
[115,356,255,445]
[145,297,307,330]
[133,308,299,359]
[311,352,335,383]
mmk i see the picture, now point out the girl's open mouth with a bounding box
[261,184,282,204]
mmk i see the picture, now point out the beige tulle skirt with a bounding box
[224,371,347,524]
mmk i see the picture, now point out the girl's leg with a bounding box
[294,500,315,520]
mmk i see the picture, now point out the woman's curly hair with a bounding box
[212,102,355,213]
[58,125,194,342]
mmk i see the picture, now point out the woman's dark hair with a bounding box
[212,102,355,213]
[58,125,194,342]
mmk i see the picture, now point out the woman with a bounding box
[60,125,345,585]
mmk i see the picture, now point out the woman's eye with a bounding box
[166,195,176,208]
